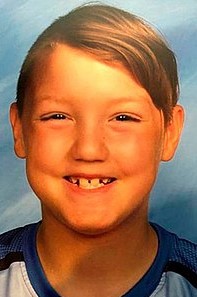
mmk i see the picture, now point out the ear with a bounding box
[10,103,26,158]
[161,105,184,161]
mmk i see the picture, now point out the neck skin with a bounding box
[37,206,158,297]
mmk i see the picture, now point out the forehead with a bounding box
[28,44,153,105]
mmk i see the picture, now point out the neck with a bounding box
[37,212,158,297]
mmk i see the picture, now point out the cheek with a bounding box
[111,128,163,176]
[24,128,70,171]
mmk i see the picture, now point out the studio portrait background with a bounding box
[0,0,197,242]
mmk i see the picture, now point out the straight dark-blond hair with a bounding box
[16,3,179,123]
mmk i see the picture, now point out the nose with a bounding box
[69,122,109,162]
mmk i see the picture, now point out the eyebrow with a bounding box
[36,94,150,105]
[106,96,150,104]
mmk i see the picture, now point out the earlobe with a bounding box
[10,103,26,159]
[161,105,184,162]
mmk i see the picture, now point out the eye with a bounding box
[40,113,68,121]
[114,114,141,122]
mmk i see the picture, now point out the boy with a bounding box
[1,3,196,297]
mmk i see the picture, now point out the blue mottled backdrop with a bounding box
[0,0,197,242]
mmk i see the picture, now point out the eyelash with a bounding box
[40,113,141,123]
[41,114,68,121]
[114,114,141,122]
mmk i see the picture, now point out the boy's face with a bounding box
[11,44,183,235]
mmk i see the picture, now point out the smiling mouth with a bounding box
[64,177,116,189]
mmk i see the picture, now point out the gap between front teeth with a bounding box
[80,178,103,189]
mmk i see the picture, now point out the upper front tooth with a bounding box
[91,179,100,186]
[79,178,89,187]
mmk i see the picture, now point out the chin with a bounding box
[61,213,128,237]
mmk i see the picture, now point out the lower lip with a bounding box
[63,179,116,196]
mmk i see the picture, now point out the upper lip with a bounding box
[63,174,116,179]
